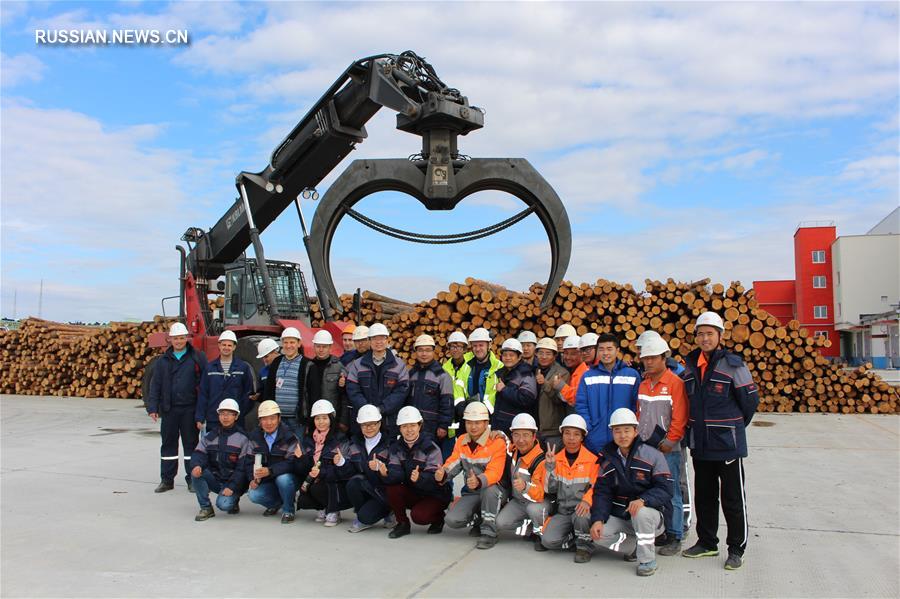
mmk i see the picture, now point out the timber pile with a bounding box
[313,277,897,415]
[0,316,172,399]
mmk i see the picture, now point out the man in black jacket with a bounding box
[146,322,207,493]
[247,401,301,524]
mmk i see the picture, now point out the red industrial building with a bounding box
[753,222,839,358]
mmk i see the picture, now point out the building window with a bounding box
[813,275,826,288]
[814,305,828,319]
[811,250,826,263]
[881,295,889,302]
[814,331,829,339]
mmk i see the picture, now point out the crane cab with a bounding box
[222,258,312,328]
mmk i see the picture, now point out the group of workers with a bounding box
[146,311,759,576]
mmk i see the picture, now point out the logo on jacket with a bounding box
[635,471,646,481]
[713,382,725,394]
[386,378,397,388]
[228,453,238,463]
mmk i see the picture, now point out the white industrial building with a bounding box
[832,207,900,368]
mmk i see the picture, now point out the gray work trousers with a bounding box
[496,498,551,536]
[595,508,665,564]
[445,485,507,537]
[541,511,593,551]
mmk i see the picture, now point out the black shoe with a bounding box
[658,539,683,557]
[186,479,194,493]
[263,507,279,517]
[281,513,295,524]
[532,534,548,552]
[476,535,497,550]
[624,548,637,562]
[427,522,444,535]
[154,481,174,493]
[682,542,719,558]
[468,524,482,538]
[195,507,215,521]
[389,522,411,539]
[724,552,743,570]
[228,503,240,515]
[655,532,670,547]
[574,549,592,563]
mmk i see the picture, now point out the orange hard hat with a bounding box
[343,323,356,335]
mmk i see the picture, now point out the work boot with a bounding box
[532,534,548,552]
[228,502,240,515]
[655,532,670,547]
[624,548,637,562]
[468,524,482,537]
[154,481,174,493]
[682,542,719,558]
[476,535,497,550]
[724,552,744,570]
[637,560,658,577]
[658,538,683,557]
[427,521,444,535]
[281,513,295,524]
[263,507,279,517]
[574,549,592,563]
[195,507,215,521]
[389,522,411,539]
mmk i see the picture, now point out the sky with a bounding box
[1,1,898,323]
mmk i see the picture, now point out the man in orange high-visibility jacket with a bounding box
[559,336,588,407]
[541,414,600,563]
[437,402,508,550]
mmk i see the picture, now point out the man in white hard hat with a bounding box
[534,337,570,447]
[147,322,208,493]
[554,324,578,364]
[634,330,685,376]
[590,408,673,576]
[635,336,689,556]
[559,336,589,410]
[492,338,538,434]
[517,331,539,371]
[457,328,503,415]
[263,327,305,438]
[190,398,253,521]
[249,338,280,404]
[575,332,641,455]
[299,329,348,431]
[441,331,473,457]
[352,326,371,356]
[247,400,301,524]
[346,323,409,437]
[196,330,254,433]
[579,332,599,367]
[541,414,599,562]
[496,413,550,551]
[406,334,453,441]
[439,402,509,549]
[681,312,759,571]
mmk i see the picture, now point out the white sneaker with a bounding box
[324,512,341,527]
[348,519,375,533]
[315,510,326,522]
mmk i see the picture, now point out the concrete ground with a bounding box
[1,396,898,598]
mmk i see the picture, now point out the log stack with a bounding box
[0,316,173,399]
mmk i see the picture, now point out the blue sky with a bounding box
[1,1,898,322]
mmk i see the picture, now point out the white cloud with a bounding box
[1,52,46,88]
[840,155,899,189]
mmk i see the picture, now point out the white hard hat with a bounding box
[216,398,241,414]
[310,399,336,417]
[468,327,491,343]
[579,333,599,349]
[356,404,382,424]
[640,337,670,358]
[218,330,237,344]
[312,330,334,345]
[414,334,436,348]
[562,336,581,351]
[517,331,537,345]
[510,413,538,431]
[256,338,280,359]
[500,338,523,353]
[635,330,662,348]
[462,401,491,421]
[559,413,588,433]
[169,322,189,337]
[396,405,424,426]
[447,331,468,345]
[608,407,639,428]
[352,326,370,341]
[696,312,725,332]
[554,324,577,339]
[257,400,281,418]
[536,337,558,353]
[281,327,301,340]
[368,323,389,338]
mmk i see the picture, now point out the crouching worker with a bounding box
[295,400,350,527]
[190,399,252,521]
[496,413,550,551]
[541,414,599,563]
[439,402,509,550]
[379,406,450,538]
[590,408,673,577]
[247,400,300,524]
[338,404,394,533]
